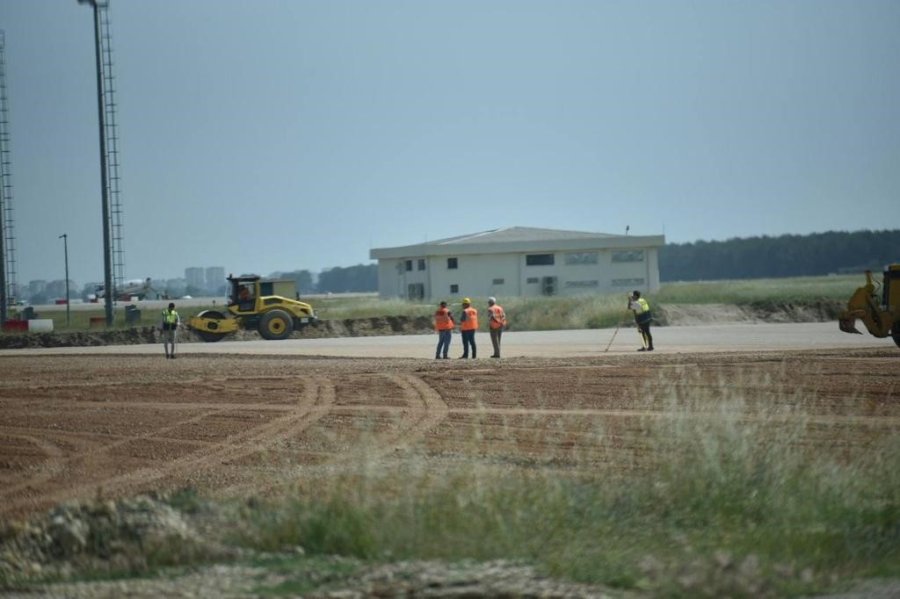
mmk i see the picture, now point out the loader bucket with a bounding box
[839,315,863,335]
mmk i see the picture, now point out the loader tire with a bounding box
[259,309,293,341]
[892,325,900,349]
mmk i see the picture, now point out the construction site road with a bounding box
[0,321,887,358]
[0,319,896,524]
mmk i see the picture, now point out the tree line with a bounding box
[273,263,378,295]
[659,229,900,281]
[271,229,899,294]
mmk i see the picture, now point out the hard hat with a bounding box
[462,297,471,304]
[488,296,496,304]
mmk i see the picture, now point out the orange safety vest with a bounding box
[488,304,506,329]
[460,307,479,331]
[434,307,454,331]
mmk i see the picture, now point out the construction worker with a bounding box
[433,300,455,359]
[628,290,654,351]
[486,296,507,358]
[161,302,180,359]
[459,297,478,359]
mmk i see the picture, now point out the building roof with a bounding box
[370,226,665,259]
[427,227,617,245]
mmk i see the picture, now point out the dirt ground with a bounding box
[1,346,897,521]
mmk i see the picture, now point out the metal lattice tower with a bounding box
[98,4,125,296]
[0,30,18,322]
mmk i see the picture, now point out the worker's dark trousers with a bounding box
[638,322,653,349]
[489,328,502,357]
[461,330,476,358]
[435,330,452,358]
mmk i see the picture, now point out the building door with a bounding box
[407,283,424,301]
[541,276,557,296]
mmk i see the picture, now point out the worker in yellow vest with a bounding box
[459,298,478,359]
[161,302,180,359]
[628,291,654,351]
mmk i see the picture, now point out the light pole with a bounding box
[59,234,70,327]
[78,0,114,327]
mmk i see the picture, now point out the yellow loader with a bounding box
[189,274,316,342]
[838,264,900,348]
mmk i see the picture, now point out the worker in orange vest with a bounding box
[459,297,478,359]
[486,296,507,358]
[433,300,455,359]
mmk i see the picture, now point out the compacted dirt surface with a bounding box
[1,347,897,521]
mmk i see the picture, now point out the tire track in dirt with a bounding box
[372,373,449,456]
[0,401,242,502]
[0,378,337,516]
[245,373,450,492]
[0,375,318,508]
[0,434,67,494]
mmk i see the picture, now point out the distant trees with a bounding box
[660,229,900,281]
[269,264,378,294]
[317,264,378,293]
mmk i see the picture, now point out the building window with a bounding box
[526,253,554,266]
[612,250,644,263]
[612,277,645,287]
[447,257,458,269]
[450,284,459,294]
[492,278,505,285]
[565,280,599,288]
[526,277,539,284]
[405,260,413,271]
[417,259,426,271]
[565,252,598,265]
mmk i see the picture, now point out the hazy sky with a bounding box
[2,0,898,285]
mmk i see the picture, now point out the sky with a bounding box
[1,0,898,286]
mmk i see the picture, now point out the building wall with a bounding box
[184,267,205,290]
[377,246,660,301]
[205,266,225,291]
[426,253,521,301]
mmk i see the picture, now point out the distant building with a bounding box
[164,278,188,298]
[370,226,665,301]
[185,267,205,290]
[205,266,225,292]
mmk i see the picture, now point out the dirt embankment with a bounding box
[0,302,843,350]
[0,316,436,350]
[655,299,844,326]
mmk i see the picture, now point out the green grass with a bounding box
[2,273,864,335]
[234,369,899,597]
[249,555,362,597]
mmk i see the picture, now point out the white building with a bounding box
[205,266,226,292]
[184,267,205,290]
[370,227,665,301]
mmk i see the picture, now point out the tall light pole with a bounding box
[78,0,114,326]
[59,234,70,326]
